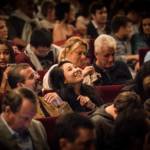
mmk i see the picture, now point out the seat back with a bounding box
[138,48,150,66]
[94,84,124,103]
[37,117,57,147]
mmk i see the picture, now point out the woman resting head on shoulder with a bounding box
[48,60,102,112]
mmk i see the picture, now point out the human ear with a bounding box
[5,106,11,113]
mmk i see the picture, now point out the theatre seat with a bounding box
[37,70,47,81]
[94,84,124,103]
[138,48,150,66]
[36,117,57,147]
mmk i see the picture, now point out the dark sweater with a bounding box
[93,61,132,85]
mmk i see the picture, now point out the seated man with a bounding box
[0,87,50,150]
[16,28,60,71]
[51,113,96,150]
[7,63,72,118]
[93,34,132,85]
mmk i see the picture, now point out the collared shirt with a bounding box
[91,20,106,35]
[1,113,34,150]
[1,113,15,135]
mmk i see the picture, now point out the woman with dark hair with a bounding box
[48,60,102,113]
[0,40,15,86]
[131,13,150,54]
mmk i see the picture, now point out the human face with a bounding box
[0,20,8,40]
[9,98,36,132]
[67,44,87,67]
[121,22,133,38]
[0,44,10,68]
[62,128,96,150]
[61,62,83,84]
[68,5,75,23]
[20,67,39,90]
[142,18,150,35]
[93,7,107,25]
[33,46,50,57]
[95,46,115,68]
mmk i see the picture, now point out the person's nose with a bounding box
[3,26,8,32]
[108,55,114,62]
[0,53,5,60]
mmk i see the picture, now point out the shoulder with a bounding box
[114,61,128,68]
[29,119,46,138]
[30,119,44,128]
[90,104,110,125]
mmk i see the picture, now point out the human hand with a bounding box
[77,95,96,109]
[44,92,64,106]
[82,66,95,77]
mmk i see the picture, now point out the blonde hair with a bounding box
[58,36,88,62]
[94,34,116,54]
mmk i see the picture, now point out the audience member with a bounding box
[0,87,50,150]
[132,13,150,55]
[43,36,99,89]
[53,2,76,44]
[90,91,146,150]
[51,113,96,150]
[40,0,55,33]
[75,14,89,38]
[0,40,15,93]
[87,1,109,39]
[93,34,132,85]
[126,1,141,36]
[16,28,59,71]
[0,17,8,41]
[47,61,102,113]
[8,0,41,48]
[111,15,139,70]
[7,63,72,118]
[122,60,150,102]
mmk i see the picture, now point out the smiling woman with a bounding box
[48,60,103,113]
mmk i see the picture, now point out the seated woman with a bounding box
[53,2,76,45]
[43,36,100,90]
[45,60,102,113]
[0,40,15,93]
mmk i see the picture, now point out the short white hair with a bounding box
[94,34,116,54]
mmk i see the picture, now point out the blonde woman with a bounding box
[43,36,101,91]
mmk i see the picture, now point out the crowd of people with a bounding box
[0,0,150,149]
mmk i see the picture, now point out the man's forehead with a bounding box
[20,67,34,74]
[100,47,115,54]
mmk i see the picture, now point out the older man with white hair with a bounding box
[92,34,132,85]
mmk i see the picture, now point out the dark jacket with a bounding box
[90,103,114,150]
[58,84,103,112]
[0,118,50,150]
[93,61,132,85]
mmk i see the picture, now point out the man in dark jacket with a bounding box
[93,34,132,85]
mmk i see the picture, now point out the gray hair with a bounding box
[94,34,116,54]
